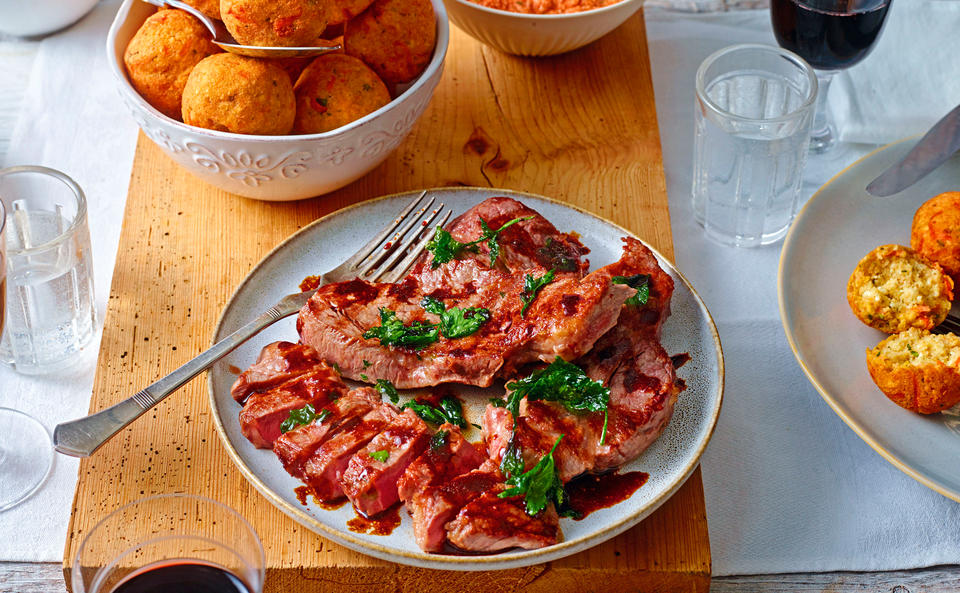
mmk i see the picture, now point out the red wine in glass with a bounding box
[110,561,252,593]
[770,0,892,152]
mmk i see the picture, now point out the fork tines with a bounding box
[932,313,960,336]
[336,191,451,284]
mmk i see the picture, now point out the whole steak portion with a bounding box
[297,203,634,389]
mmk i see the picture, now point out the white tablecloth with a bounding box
[1,0,959,575]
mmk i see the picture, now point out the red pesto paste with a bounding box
[468,0,622,14]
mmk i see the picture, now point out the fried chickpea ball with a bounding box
[912,192,960,286]
[327,0,376,27]
[268,39,342,83]
[866,328,960,414]
[123,10,219,120]
[344,0,436,85]
[183,0,221,19]
[220,0,328,47]
[293,54,390,133]
[847,244,954,334]
[182,54,296,135]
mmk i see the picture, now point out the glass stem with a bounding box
[810,71,837,153]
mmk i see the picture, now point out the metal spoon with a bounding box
[141,0,341,59]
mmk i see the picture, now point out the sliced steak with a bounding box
[482,402,599,483]
[397,424,485,504]
[446,486,561,552]
[412,196,590,276]
[484,237,679,476]
[578,237,679,470]
[273,388,381,479]
[297,249,633,389]
[238,363,348,449]
[407,466,500,552]
[340,409,431,517]
[231,341,326,403]
[301,404,398,501]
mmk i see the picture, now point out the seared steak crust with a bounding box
[231,341,326,403]
[446,486,561,552]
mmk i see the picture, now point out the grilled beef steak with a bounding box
[238,361,348,449]
[340,409,431,517]
[297,252,632,389]
[397,424,485,504]
[446,485,561,552]
[232,199,683,556]
[231,341,326,403]
[273,389,381,479]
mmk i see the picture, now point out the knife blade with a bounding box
[866,102,960,197]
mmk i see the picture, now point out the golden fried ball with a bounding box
[847,244,954,334]
[327,0,376,27]
[344,0,436,85]
[220,0,328,47]
[123,9,219,120]
[293,54,390,134]
[181,53,296,135]
[183,0,221,19]
[912,192,960,287]
[866,328,960,414]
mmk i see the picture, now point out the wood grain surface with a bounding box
[63,14,711,592]
[12,562,960,593]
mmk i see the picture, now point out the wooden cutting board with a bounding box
[64,11,711,592]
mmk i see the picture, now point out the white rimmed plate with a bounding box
[208,187,723,570]
[779,138,960,502]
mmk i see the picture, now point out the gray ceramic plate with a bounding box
[779,139,960,502]
[208,187,724,570]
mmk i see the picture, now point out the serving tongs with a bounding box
[53,193,452,458]
[141,0,341,59]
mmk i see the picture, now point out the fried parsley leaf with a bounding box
[500,433,525,479]
[505,357,610,445]
[430,429,450,451]
[499,435,566,516]
[421,296,491,339]
[279,404,331,434]
[362,308,439,350]
[612,274,650,306]
[369,450,389,462]
[402,395,467,428]
[426,216,534,268]
[520,269,556,317]
[376,378,400,404]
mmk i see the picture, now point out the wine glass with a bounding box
[72,494,264,593]
[0,198,56,512]
[771,0,893,153]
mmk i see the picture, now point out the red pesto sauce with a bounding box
[347,503,402,536]
[228,364,243,375]
[565,471,649,520]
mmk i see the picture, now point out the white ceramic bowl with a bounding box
[443,0,642,57]
[0,0,98,37]
[106,0,449,201]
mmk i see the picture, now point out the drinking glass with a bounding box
[692,44,818,248]
[0,200,55,511]
[72,494,265,593]
[771,0,893,153]
[0,165,98,374]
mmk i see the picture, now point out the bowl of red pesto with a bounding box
[443,0,643,56]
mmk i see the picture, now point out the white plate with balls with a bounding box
[779,137,960,502]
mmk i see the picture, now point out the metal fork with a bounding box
[53,192,451,458]
[933,313,960,335]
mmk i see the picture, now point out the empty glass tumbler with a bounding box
[692,44,818,247]
[0,166,97,373]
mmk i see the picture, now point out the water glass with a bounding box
[0,165,98,373]
[692,44,818,247]
[72,494,265,593]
